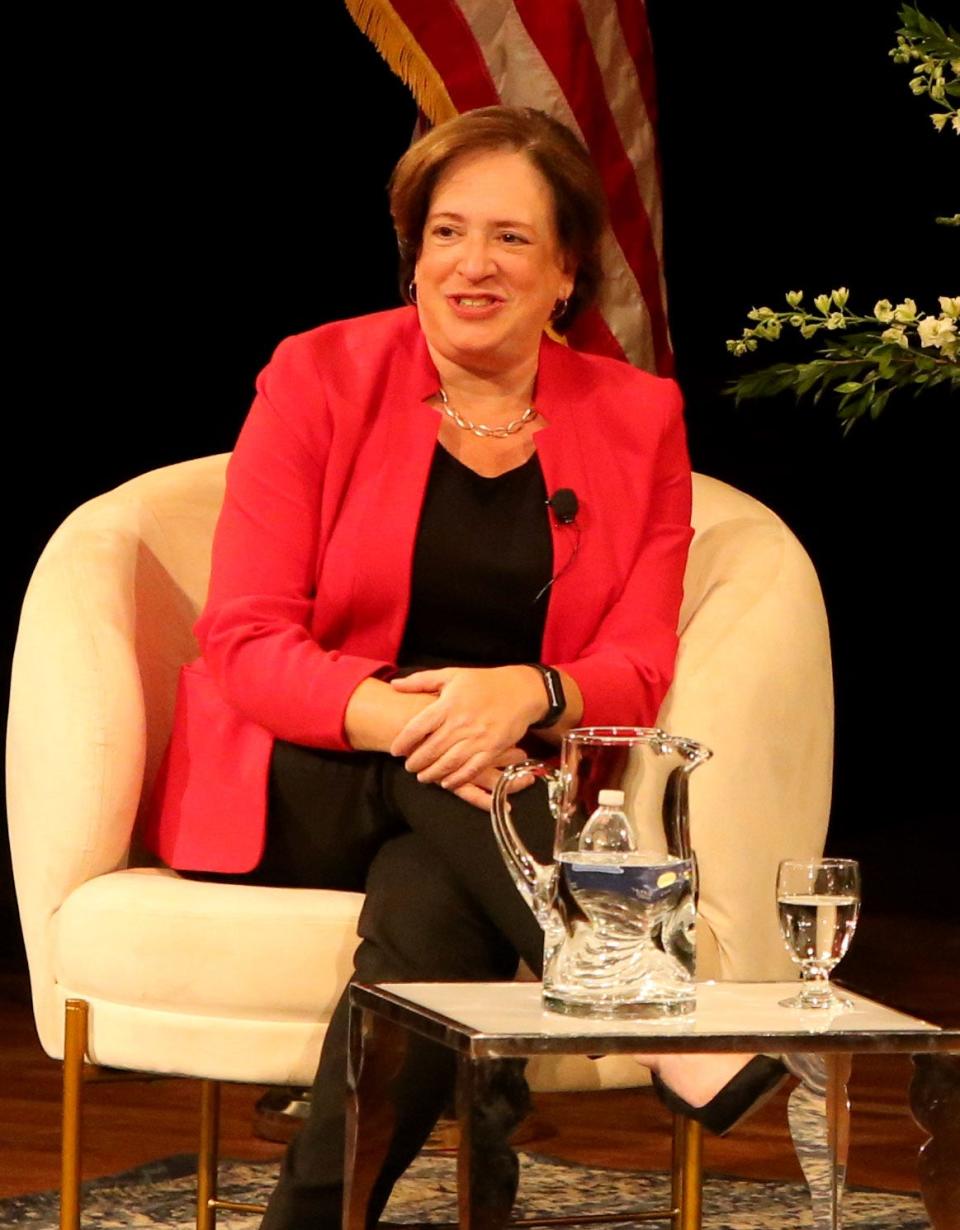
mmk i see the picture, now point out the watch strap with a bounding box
[526,664,566,729]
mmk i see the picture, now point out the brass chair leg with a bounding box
[670,1113,685,1222]
[61,999,89,1230]
[197,1079,221,1230]
[677,1117,703,1230]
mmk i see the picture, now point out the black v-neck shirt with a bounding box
[396,443,553,669]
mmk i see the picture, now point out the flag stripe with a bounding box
[513,0,671,372]
[576,0,669,336]
[569,303,638,365]
[614,0,660,132]
[576,1,659,225]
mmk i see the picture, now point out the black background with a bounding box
[4,2,957,964]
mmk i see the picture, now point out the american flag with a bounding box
[344,0,672,376]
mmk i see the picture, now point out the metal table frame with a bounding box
[344,980,960,1230]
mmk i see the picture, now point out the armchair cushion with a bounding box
[54,869,362,1019]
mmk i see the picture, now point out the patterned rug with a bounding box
[0,1151,930,1229]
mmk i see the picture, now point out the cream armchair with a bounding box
[6,456,832,1227]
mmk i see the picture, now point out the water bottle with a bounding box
[578,789,636,854]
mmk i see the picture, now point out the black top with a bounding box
[396,443,553,670]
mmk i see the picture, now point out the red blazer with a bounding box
[144,307,693,872]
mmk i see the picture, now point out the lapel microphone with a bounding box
[547,488,579,526]
[535,488,582,603]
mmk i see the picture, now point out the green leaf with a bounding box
[837,393,870,424]
[870,388,894,420]
[725,363,800,404]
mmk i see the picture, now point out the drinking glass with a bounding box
[776,858,861,1009]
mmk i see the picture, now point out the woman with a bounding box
[145,106,784,1229]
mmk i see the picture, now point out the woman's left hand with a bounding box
[389,666,545,789]
[446,746,536,811]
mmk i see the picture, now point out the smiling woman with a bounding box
[143,105,697,1228]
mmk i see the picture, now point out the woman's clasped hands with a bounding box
[389,666,545,809]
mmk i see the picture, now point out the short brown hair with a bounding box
[389,107,607,333]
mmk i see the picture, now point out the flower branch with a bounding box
[726,291,959,432]
[889,4,959,136]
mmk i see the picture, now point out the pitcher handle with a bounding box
[491,760,561,930]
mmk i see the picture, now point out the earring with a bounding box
[550,297,569,322]
[408,280,418,304]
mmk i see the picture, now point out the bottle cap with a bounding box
[597,789,625,807]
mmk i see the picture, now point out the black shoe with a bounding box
[253,1086,311,1143]
[651,1055,790,1136]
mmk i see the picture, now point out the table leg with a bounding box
[343,1006,410,1230]
[670,1115,703,1230]
[456,1056,530,1230]
[825,1054,852,1229]
[909,1053,960,1230]
[786,1053,851,1229]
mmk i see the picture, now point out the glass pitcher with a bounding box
[491,727,712,1019]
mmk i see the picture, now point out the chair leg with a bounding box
[197,1079,221,1230]
[670,1114,703,1230]
[61,999,89,1230]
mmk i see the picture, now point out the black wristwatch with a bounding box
[526,664,566,729]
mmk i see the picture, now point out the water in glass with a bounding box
[776,858,861,1009]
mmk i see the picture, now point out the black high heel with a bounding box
[651,1055,790,1136]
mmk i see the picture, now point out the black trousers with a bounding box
[206,740,554,1229]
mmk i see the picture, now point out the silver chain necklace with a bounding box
[437,387,538,439]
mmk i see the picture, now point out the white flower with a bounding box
[909,76,928,94]
[931,113,949,132]
[917,315,957,349]
[939,296,960,319]
[800,324,819,339]
[894,298,918,323]
[832,287,850,307]
[786,290,804,307]
[814,293,832,314]
[881,326,909,348]
[759,319,782,340]
[930,80,946,101]
[789,314,805,327]
[825,312,847,330]
[748,306,775,321]
[874,299,895,322]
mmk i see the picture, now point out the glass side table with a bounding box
[344,980,960,1230]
